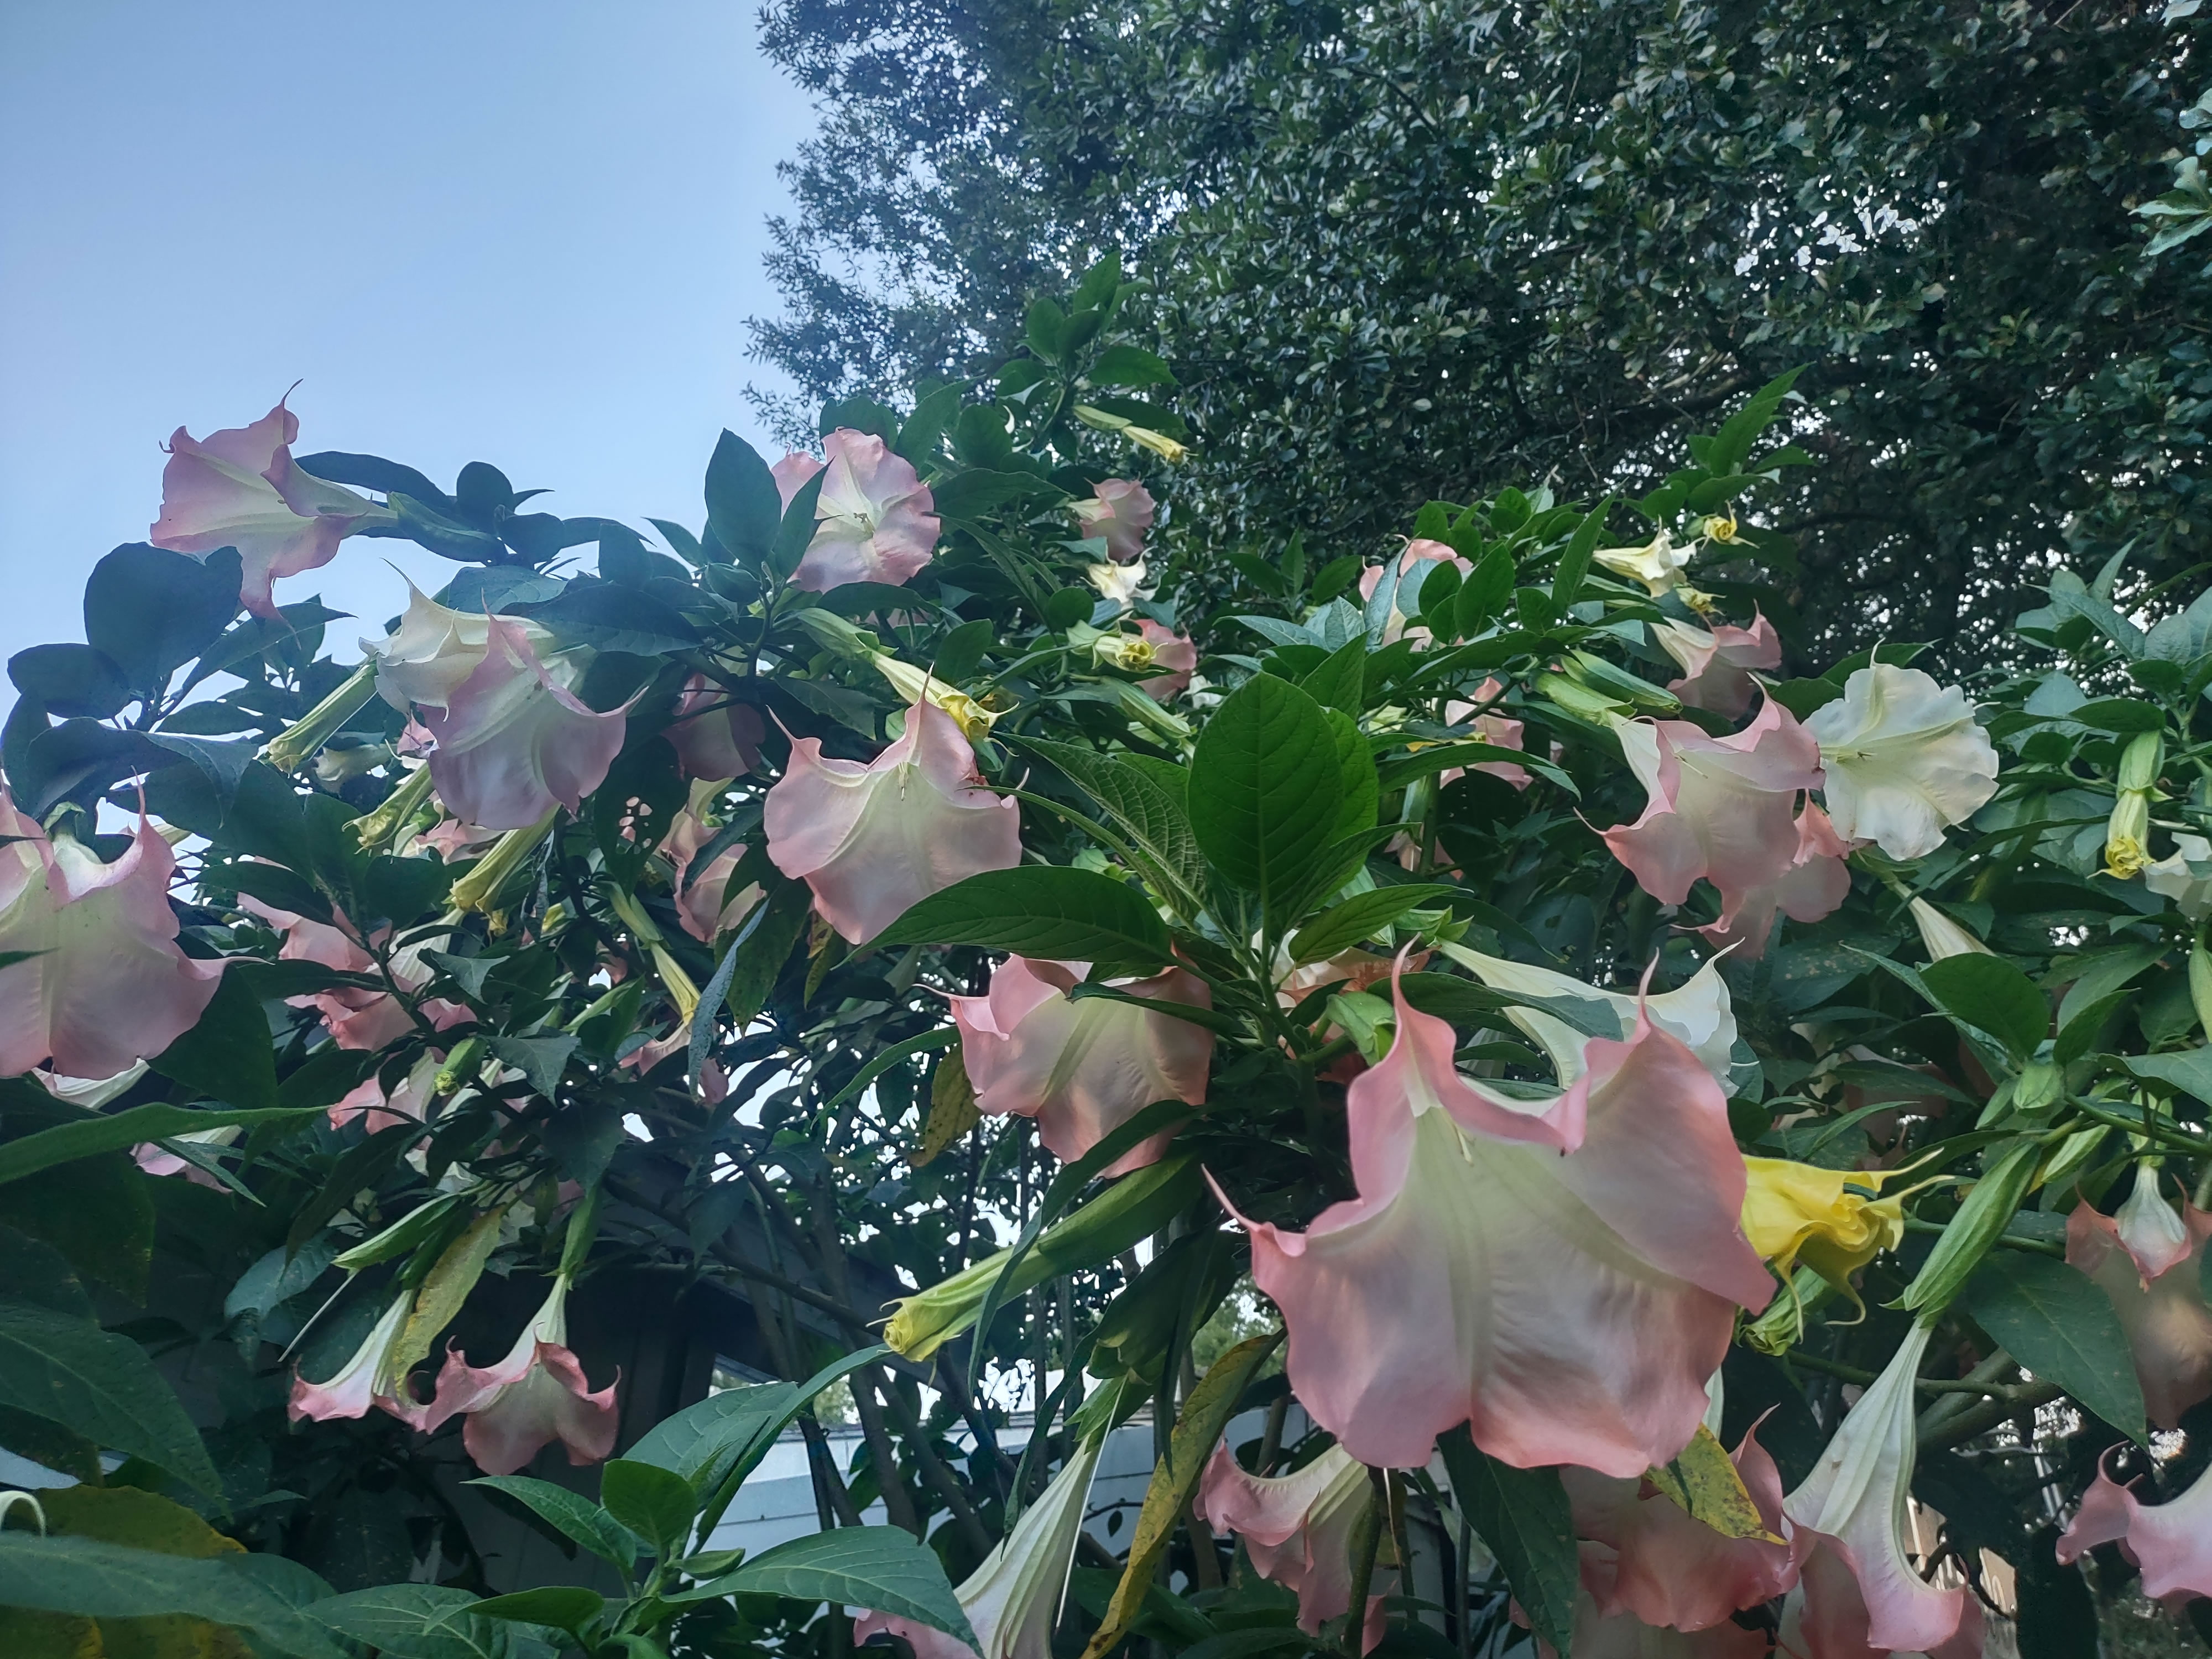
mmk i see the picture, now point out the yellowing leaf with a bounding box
[394,1204,509,1379]
[915,1052,980,1168]
[1646,1425,1780,1543]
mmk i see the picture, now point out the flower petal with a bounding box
[2056,1452,2212,1605]
[1804,665,1997,861]
[792,429,940,592]
[2066,1181,2212,1428]
[421,618,629,830]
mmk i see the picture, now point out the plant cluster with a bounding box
[0,258,2209,1659]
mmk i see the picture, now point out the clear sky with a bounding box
[0,1,815,661]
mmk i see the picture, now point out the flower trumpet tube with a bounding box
[265,661,380,774]
[1194,1443,1391,1651]
[351,761,436,851]
[448,808,560,916]
[288,1291,418,1424]
[2066,1163,2212,1427]
[1781,1320,1970,1655]
[1908,896,1992,961]
[416,1276,618,1475]
[2056,1450,2212,1605]
[853,1429,1103,1659]
[0,797,225,1079]
[763,699,1021,944]
[872,654,1001,740]
[1219,966,1772,1474]
[883,1154,1201,1360]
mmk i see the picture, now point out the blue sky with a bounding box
[0,1,815,660]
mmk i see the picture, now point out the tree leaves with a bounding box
[0,1531,342,1658]
[1919,955,2051,1060]
[871,865,1171,970]
[0,1297,221,1494]
[1963,1253,2146,1443]
[681,1526,978,1647]
[1187,674,1343,914]
[1435,1428,1578,1658]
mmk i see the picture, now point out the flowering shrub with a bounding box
[0,258,2209,1657]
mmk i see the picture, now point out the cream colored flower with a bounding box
[1804,665,1999,860]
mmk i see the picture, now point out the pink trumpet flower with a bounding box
[1439,679,1530,791]
[951,957,1212,1173]
[773,451,826,509]
[0,796,223,1079]
[663,673,765,781]
[1780,1538,1986,1659]
[329,1050,444,1132]
[1782,1322,1972,1656]
[1072,479,1156,564]
[1651,614,1782,719]
[1540,1599,1771,1658]
[241,894,469,1053]
[1219,967,1771,1475]
[1601,700,1834,947]
[150,398,388,617]
[2056,1450,2212,1607]
[791,428,940,592]
[662,785,764,945]
[1692,800,1853,959]
[2066,1165,2212,1428]
[1562,1423,1796,1633]
[1194,1443,1392,1653]
[1135,620,1198,702]
[418,1276,618,1476]
[288,1293,418,1425]
[419,617,630,830]
[763,700,1021,944]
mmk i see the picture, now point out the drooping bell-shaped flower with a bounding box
[418,617,629,830]
[1601,700,1827,933]
[791,427,940,592]
[1072,478,1156,564]
[150,399,390,617]
[1545,1598,1771,1657]
[1740,1157,1908,1295]
[0,800,225,1079]
[1803,666,1998,861]
[950,957,1212,1175]
[289,1291,418,1424]
[2145,832,2212,919]
[1563,1420,1797,1636]
[1593,528,1695,599]
[854,1430,1103,1659]
[1438,680,1531,790]
[1436,941,1739,1092]
[773,451,826,509]
[1086,556,1150,606]
[764,700,1021,944]
[2055,1451,2212,1606]
[1692,801,1852,959]
[1777,1537,1986,1659]
[1908,897,1991,961]
[1781,1321,1971,1656]
[418,1276,618,1475]
[1222,969,1772,1475]
[1135,620,1198,702]
[2066,1165,2212,1428]
[244,895,470,1052]
[662,781,764,945]
[1195,1443,1391,1652]
[1652,614,1782,719]
[329,1049,444,1132]
[364,583,557,713]
[662,673,764,781]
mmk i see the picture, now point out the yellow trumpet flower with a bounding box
[1740,1156,1910,1290]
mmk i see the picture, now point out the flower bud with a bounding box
[266,662,380,774]
[1897,1139,2041,1316]
[1908,897,1992,961]
[448,809,559,915]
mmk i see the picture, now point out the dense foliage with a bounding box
[1,255,2211,1659]
[751,0,2212,663]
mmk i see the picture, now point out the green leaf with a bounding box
[1551,496,1614,606]
[1018,734,1207,904]
[315,1583,517,1659]
[1089,343,1176,388]
[2119,1047,2212,1102]
[146,969,280,1112]
[0,1152,152,1300]
[0,1297,221,1495]
[871,865,1171,969]
[0,1102,317,1188]
[682,1526,978,1646]
[1298,635,1368,717]
[0,1532,344,1658]
[472,1477,639,1572]
[1454,546,1514,637]
[8,644,133,720]
[1286,885,1455,965]
[82,544,242,692]
[1435,1427,1577,1658]
[1963,1253,2146,1442]
[1187,674,1343,909]
[598,1459,698,1556]
[467,1586,604,1636]
[483,1034,578,1098]
[705,430,784,570]
[1919,954,2049,1061]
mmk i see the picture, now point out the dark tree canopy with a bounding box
[751,0,2212,664]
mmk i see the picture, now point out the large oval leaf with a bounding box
[1186,675,1343,907]
[870,865,1170,970]
[683,1525,978,1647]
